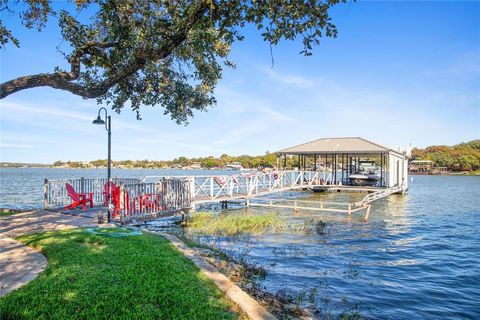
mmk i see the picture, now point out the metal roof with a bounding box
[277,137,400,155]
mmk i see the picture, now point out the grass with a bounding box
[186,212,288,236]
[185,212,331,236]
[0,229,240,320]
[89,227,132,234]
[0,209,24,217]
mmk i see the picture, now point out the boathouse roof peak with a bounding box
[277,137,398,155]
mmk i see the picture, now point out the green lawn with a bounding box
[0,229,240,320]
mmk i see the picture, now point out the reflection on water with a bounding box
[175,176,480,319]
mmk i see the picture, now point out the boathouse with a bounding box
[276,137,409,188]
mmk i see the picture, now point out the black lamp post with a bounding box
[92,107,112,223]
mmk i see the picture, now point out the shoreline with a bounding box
[2,166,479,175]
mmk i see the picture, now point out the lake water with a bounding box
[162,175,480,319]
[1,169,479,318]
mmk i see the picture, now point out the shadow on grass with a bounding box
[0,229,239,320]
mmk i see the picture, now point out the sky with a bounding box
[0,1,479,163]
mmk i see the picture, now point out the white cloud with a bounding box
[0,142,34,149]
[262,67,314,88]
[0,101,153,133]
[424,50,480,80]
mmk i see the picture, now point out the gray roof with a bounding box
[277,137,398,155]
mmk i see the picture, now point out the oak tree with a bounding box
[1,0,345,123]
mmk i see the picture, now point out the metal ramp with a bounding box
[248,197,372,219]
[356,184,406,206]
[244,184,407,222]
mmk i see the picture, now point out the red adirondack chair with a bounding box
[110,185,122,218]
[215,176,227,186]
[103,182,117,206]
[139,193,160,212]
[64,183,93,210]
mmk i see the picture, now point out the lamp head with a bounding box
[92,115,105,125]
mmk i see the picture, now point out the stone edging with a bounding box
[144,230,277,320]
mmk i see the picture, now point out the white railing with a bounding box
[118,178,193,223]
[357,183,406,205]
[144,170,333,203]
[44,177,141,208]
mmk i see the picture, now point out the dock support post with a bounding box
[294,201,298,212]
[188,177,196,213]
[348,204,351,215]
[43,178,48,209]
[364,205,371,222]
[80,177,85,194]
[210,177,214,200]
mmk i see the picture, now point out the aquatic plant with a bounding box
[271,244,307,258]
[339,303,361,320]
[294,289,307,309]
[315,219,329,235]
[185,211,337,237]
[308,287,319,304]
[186,212,288,236]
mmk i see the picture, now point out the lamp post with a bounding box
[92,107,112,223]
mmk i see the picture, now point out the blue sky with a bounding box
[1,1,479,163]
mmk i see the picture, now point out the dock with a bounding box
[43,137,410,224]
[44,170,405,223]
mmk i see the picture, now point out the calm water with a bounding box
[169,175,479,319]
[1,169,479,318]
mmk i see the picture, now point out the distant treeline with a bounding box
[411,140,480,171]
[52,152,285,169]
[0,162,50,168]
[49,140,480,172]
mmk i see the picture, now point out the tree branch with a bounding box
[0,1,209,99]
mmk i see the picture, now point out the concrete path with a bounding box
[0,237,47,297]
[0,210,103,297]
[0,210,101,238]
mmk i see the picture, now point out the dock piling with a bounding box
[43,178,48,209]
[364,205,371,222]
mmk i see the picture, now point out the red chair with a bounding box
[103,182,117,206]
[64,183,93,210]
[111,185,122,218]
[215,176,227,186]
[141,193,161,212]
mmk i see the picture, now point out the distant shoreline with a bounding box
[1,166,479,176]
[0,166,253,171]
